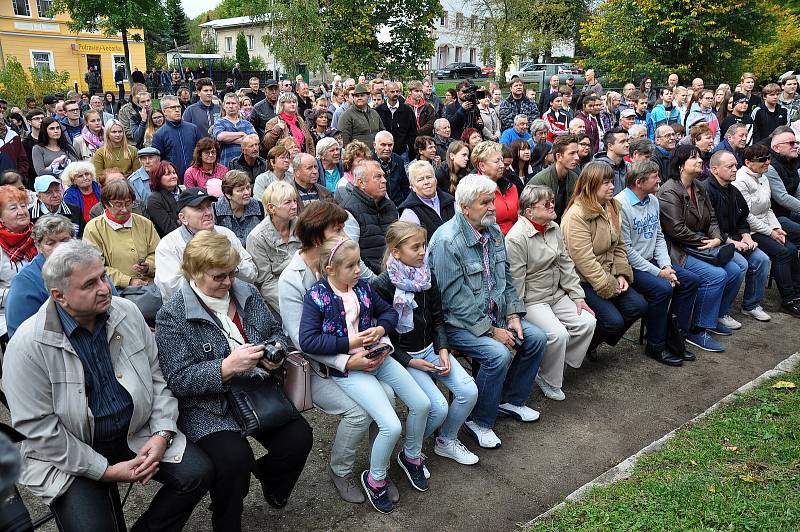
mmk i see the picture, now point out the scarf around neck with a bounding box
[387,255,431,333]
[279,112,304,151]
[190,279,244,351]
[81,126,104,152]
[0,222,37,264]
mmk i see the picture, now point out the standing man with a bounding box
[250,79,279,139]
[648,88,680,139]
[213,94,257,168]
[59,100,84,143]
[232,62,243,90]
[539,74,561,112]
[3,240,213,531]
[118,90,151,145]
[339,84,383,147]
[581,69,603,99]
[576,95,602,154]
[619,83,636,111]
[778,73,800,123]
[666,73,679,92]
[499,77,540,131]
[331,86,355,130]
[445,81,485,140]
[182,78,220,138]
[751,83,788,144]
[295,82,313,118]
[151,95,204,182]
[428,174,547,449]
[247,77,265,105]
[376,82,417,163]
[530,134,581,222]
[422,78,443,117]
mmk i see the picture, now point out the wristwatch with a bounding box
[153,430,174,448]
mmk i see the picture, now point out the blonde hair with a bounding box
[181,230,240,281]
[382,221,426,268]
[262,180,297,210]
[470,140,502,170]
[319,236,359,275]
[98,119,134,161]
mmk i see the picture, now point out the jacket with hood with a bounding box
[685,102,720,145]
[0,128,29,175]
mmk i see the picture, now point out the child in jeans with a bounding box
[299,237,430,514]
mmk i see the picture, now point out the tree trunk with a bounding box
[121,27,132,84]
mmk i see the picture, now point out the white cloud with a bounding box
[182,0,221,19]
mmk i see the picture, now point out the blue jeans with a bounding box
[682,254,745,327]
[581,283,648,350]
[779,215,800,245]
[632,262,700,347]
[406,345,478,441]
[446,320,546,429]
[332,356,430,481]
[731,248,770,310]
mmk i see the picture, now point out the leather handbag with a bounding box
[227,370,300,437]
[283,352,313,412]
[683,241,734,267]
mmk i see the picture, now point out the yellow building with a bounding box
[0,0,146,93]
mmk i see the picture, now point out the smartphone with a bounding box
[136,257,147,265]
[431,365,445,372]
[365,343,392,359]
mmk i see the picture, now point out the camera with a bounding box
[462,84,486,103]
[507,328,523,348]
[261,342,287,364]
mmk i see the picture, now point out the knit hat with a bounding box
[731,92,749,106]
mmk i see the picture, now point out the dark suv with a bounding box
[434,62,482,80]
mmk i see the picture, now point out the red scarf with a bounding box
[279,112,305,151]
[104,209,130,225]
[0,222,37,264]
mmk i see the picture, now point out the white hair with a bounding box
[434,118,449,132]
[454,174,497,212]
[42,240,103,293]
[61,160,96,188]
[374,130,394,144]
[407,160,434,185]
[569,118,585,129]
[513,114,528,126]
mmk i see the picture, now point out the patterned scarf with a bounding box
[0,222,37,265]
[279,112,305,151]
[81,126,104,154]
[387,255,431,333]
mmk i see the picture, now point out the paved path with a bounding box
[10,290,799,531]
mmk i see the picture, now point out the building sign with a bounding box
[14,21,60,32]
[76,42,124,54]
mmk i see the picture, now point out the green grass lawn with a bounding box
[527,370,800,531]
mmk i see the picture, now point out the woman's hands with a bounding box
[616,275,629,294]
[221,343,265,382]
[348,326,385,350]
[698,238,722,250]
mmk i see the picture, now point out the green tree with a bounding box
[236,32,251,70]
[166,0,191,48]
[748,8,800,84]
[52,0,163,81]
[0,57,71,107]
[375,0,442,79]
[580,0,774,84]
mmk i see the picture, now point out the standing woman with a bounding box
[673,86,689,125]
[472,141,522,235]
[478,91,501,141]
[184,137,228,190]
[61,161,101,222]
[561,162,647,357]
[308,108,332,146]
[156,231,312,531]
[639,78,657,109]
[599,91,621,132]
[103,91,119,117]
[0,185,37,345]
[143,108,165,148]
[239,95,253,120]
[213,170,264,246]
[146,161,182,237]
[93,119,141,177]
[262,92,314,155]
[72,109,104,160]
[575,133,593,175]
[435,141,470,194]
[115,64,126,103]
[31,117,78,177]
[686,89,720,144]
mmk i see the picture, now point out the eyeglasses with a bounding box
[66,108,80,113]
[775,140,800,147]
[108,200,133,209]
[202,150,217,155]
[750,156,770,163]
[207,268,238,282]
[535,200,555,208]
[162,105,181,110]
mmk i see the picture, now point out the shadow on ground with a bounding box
[8,290,798,532]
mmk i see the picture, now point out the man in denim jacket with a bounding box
[428,174,547,449]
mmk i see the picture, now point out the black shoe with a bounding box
[254,462,288,508]
[397,451,428,492]
[645,344,683,366]
[781,302,800,317]
[587,347,598,361]
[682,349,696,362]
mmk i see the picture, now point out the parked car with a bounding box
[481,65,496,78]
[434,62,483,80]
[504,63,585,87]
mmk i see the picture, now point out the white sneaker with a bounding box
[742,306,771,322]
[498,402,541,422]
[434,437,479,465]
[535,374,566,401]
[718,314,742,330]
[463,421,502,448]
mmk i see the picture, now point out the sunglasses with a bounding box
[207,268,238,282]
[750,156,770,163]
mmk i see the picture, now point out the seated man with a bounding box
[29,174,84,238]
[154,187,257,300]
[429,174,547,449]
[372,131,410,206]
[2,240,212,532]
[616,161,703,365]
[499,114,532,147]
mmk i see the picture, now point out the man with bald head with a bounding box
[376,81,417,163]
[372,130,410,205]
[767,130,800,235]
[692,78,705,92]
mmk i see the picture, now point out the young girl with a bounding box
[299,237,430,514]
[510,140,535,184]
[371,223,480,468]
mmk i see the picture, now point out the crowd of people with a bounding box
[1,65,800,529]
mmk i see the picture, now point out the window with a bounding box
[470,16,477,30]
[225,36,233,52]
[455,12,464,30]
[439,11,448,27]
[13,0,31,16]
[470,48,476,64]
[455,47,462,62]
[30,50,53,75]
[35,0,52,17]
[112,55,128,81]
[247,34,254,50]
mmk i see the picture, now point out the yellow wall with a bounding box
[0,0,146,93]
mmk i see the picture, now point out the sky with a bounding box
[182,0,221,19]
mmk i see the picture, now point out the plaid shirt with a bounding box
[468,222,498,326]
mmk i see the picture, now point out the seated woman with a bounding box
[82,180,159,289]
[561,162,647,358]
[213,170,264,247]
[146,161,181,237]
[93,119,140,177]
[62,160,101,222]
[398,160,455,241]
[253,144,292,201]
[6,214,73,338]
[658,144,746,340]
[435,141,470,194]
[734,144,800,316]
[689,123,714,181]
[247,180,299,312]
[510,139,536,184]
[88,167,148,219]
[183,137,228,190]
[155,230,312,531]
[472,141,523,235]
[278,201,397,505]
[506,184,597,400]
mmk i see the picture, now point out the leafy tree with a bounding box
[236,32,251,70]
[580,0,774,84]
[166,0,191,48]
[52,0,164,81]
[0,57,71,107]
[748,8,800,84]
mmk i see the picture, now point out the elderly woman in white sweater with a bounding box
[734,144,800,314]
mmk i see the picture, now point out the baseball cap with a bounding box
[265,79,278,88]
[34,174,61,193]
[176,187,218,211]
[42,95,57,105]
[620,108,636,118]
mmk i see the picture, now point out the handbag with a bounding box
[283,352,313,412]
[683,241,734,267]
[227,369,300,437]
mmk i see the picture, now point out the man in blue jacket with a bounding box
[152,95,203,182]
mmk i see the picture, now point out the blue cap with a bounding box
[34,174,61,193]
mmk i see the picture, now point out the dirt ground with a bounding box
[8,289,799,532]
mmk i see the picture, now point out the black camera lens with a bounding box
[262,343,286,364]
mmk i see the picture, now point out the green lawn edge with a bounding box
[526,370,800,531]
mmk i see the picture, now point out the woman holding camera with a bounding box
[155,230,312,532]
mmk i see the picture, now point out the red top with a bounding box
[495,184,519,236]
[82,191,99,222]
